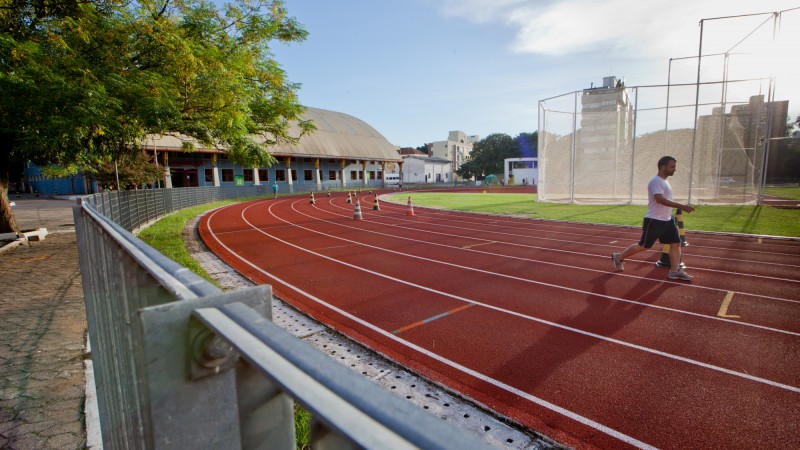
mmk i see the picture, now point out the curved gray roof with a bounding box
[145,107,401,162]
[269,107,400,161]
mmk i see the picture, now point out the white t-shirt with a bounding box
[645,175,673,221]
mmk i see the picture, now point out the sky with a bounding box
[270,1,800,148]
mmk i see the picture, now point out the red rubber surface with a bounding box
[199,188,800,450]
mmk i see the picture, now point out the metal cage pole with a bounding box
[570,92,578,203]
[629,88,639,204]
[687,19,705,205]
[757,12,781,205]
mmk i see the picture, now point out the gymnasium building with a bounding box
[19,107,403,195]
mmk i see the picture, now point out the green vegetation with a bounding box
[136,195,312,449]
[385,192,800,237]
[764,185,800,201]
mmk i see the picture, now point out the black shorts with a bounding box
[638,217,680,248]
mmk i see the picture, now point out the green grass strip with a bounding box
[136,195,313,449]
[384,192,800,237]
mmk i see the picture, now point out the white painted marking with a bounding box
[327,200,800,289]
[204,205,657,449]
[211,203,800,392]
[296,203,800,328]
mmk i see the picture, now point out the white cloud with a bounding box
[436,0,800,60]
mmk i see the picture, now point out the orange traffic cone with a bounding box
[405,196,414,216]
[346,193,352,204]
[310,192,315,204]
[373,197,380,210]
[353,201,363,220]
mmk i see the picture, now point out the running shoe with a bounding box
[611,253,624,272]
[668,270,693,281]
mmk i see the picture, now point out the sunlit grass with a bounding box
[764,185,800,201]
[384,192,800,237]
[135,195,314,445]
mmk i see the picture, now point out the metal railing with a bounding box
[74,186,491,449]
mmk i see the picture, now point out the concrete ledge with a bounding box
[0,239,23,254]
[0,231,19,241]
[20,228,48,242]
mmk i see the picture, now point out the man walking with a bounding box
[612,156,695,281]
[272,181,279,198]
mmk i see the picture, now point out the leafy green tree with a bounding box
[517,131,538,158]
[457,133,519,180]
[0,0,312,232]
[48,151,165,191]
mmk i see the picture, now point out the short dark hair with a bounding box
[658,156,676,169]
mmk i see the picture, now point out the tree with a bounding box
[75,151,165,191]
[516,131,538,158]
[0,0,312,232]
[457,133,519,180]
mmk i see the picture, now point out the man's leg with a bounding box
[669,244,681,272]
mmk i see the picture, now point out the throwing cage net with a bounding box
[538,8,799,205]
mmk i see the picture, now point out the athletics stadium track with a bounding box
[198,187,800,450]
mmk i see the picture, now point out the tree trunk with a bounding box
[0,135,20,233]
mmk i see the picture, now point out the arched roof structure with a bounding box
[145,107,401,162]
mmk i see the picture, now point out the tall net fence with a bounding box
[538,8,799,205]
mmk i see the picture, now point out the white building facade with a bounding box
[503,157,539,186]
[429,131,478,180]
[391,155,452,184]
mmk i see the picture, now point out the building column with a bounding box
[398,161,404,185]
[361,161,368,188]
[340,159,347,189]
[314,158,322,190]
[212,154,220,187]
[253,168,260,185]
[381,162,386,187]
[163,152,173,188]
[285,157,293,192]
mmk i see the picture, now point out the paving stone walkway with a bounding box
[0,197,87,449]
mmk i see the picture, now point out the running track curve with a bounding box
[198,188,800,450]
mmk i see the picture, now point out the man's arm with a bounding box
[654,194,695,213]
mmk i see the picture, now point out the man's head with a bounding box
[657,156,677,177]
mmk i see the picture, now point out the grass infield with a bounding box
[383,192,800,238]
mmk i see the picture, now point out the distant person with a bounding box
[612,156,695,281]
[272,181,278,198]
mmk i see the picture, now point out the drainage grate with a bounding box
[187,215,559,449]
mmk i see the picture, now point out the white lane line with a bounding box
[337,201,800,281]
[233,201,800,394]
[311,200,800,306]
[204,205,657,450]
[377,199,800,259]
[359,200,800,271]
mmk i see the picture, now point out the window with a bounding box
[243,170,254,182]
[350,170,358,180]
[291,170,297,181]
[369,171,376,180]
[258,169,268,181]
[204,169,214,183]
[304,169,313,181]
[275,169,286,181]
[221,169,234,182]
[377,171,383,180]
[328,170,337,181]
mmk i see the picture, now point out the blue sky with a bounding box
[271,1,800,147]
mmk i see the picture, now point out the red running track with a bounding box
[198,188,800,450]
